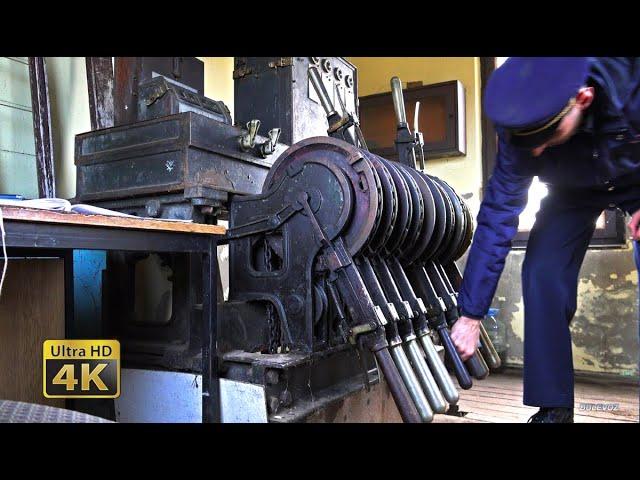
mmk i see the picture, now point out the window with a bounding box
[480,57,626,248]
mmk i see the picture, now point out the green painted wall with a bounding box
[45,57,92,199]
[0,57,38,198]
[0,57,92,200]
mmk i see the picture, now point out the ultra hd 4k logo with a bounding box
[43,340,120,398]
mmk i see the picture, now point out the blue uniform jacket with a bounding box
[459,57,640,319]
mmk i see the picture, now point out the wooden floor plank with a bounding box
[451,372,639,424]
[461,389,639,418]
[472,378,639,401]
[461,375,639,404]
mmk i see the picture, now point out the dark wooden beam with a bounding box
[28,57,56,198]
[480,57,497,200]
[86,57,114,130]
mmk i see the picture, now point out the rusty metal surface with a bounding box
[114,57,204,126]
[137,76,232,124]
[225,133,482,421]
[234,57,358,146]
[74,112,287,219]
[86,57,114,130]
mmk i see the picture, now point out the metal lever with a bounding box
[357,256,434,422]
[413,101,426,170]
[258,128,281,158]
[239,119,260,152]
[407,264,472,389]
[335,85,368,151]
[308,66,357,146]
[391,77,409,128]
[309,65,337,118]
[390,77,417,169]
[443,262,502,370]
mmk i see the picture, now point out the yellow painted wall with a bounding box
[200,57,235,119]
[348,57,483,214]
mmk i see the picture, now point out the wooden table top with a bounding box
[0,206,227,236]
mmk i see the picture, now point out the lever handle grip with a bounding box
[390,343,434,422]
[438,325,472,390]
[419,333,459,405]
[390,76,408,128]
[465,350,490,380]
[413,101,421,134]
[479,323,502,370]
[374,346,422,423]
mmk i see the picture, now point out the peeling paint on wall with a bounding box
[492,244,639,377]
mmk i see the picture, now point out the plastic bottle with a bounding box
[482,307,506,372]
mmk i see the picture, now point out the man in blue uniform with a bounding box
[450,58,640,423]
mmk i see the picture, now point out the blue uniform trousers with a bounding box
[522,186,640,407]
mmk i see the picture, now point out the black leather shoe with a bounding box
[527,407,574,423]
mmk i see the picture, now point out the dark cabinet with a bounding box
[359,80,466,160]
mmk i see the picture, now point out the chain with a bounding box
[264,236,281,353]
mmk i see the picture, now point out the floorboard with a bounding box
[441,370,638,423]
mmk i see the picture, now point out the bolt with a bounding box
[279,390,293,407]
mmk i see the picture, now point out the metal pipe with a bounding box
[389,343,434,422]
[418,332,459,405]
[405,338,447,413]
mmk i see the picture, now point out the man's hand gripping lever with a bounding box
[424,262,489,380]
[407,265,473,389]
[298,192,421,423]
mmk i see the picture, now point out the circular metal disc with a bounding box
[378,158,412,254]
[363,152,398,253]
[398,165,436,264]
[264,137,379,256]
[395,164,424,258]
[434,177,466,264]
[450,199,474,261]
[430,178,455,260]
[419,173,447,262]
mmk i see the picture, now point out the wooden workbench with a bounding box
[0,206,226,235]
[0,205,227,422]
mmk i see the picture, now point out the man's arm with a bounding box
[452,136,533,360]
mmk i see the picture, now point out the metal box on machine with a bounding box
[75,112,287,222]
[234,57,358,145]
